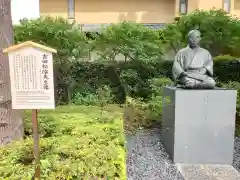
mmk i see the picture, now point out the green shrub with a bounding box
[71,85,114,106]
[149,77,174,96]
[218,81,240,137]
[0,106,126,179]
[93,21,163,62]
[124,77,173,130]
[213,56,240,82]
[161,9,240,56]
[96,85,114,109]
[23,112,59,138]
[91,21,164,105]
[72,92,100,106]
[124,95,163,130]
[124,97,150,131]
[213,54,236,61]
[236,123,240,137]
[218,81,240,109]
[145,77,173,122]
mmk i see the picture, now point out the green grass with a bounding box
[0,105,126,180]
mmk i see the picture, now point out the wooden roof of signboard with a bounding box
[3,41,57,54]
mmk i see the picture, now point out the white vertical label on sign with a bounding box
[9,47,55,109]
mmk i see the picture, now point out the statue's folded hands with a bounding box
[198,67,207,74]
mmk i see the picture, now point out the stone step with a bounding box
[176,164,240,180]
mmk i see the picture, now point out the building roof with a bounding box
[3,41,57,54]
[143,23,166,30]
[81,23,166,32]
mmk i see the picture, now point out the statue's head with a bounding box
[188,30,201,48]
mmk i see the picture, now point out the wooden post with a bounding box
[32,109,40,179]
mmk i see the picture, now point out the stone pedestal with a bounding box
[162,86,237,164]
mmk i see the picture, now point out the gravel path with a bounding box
[233,136,240,172]
[126,128,240,180]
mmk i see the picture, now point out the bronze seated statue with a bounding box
[172,30,216,89]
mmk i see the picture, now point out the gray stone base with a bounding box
[176,164,240,180]
[162,86,237,164]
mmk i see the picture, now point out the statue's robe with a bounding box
[172,46,215,89]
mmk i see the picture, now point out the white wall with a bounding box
[11,0,40,25]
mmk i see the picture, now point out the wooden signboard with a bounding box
[3,41,57,179]
[3,41,57,109]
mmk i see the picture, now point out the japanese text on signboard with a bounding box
[42,54,49,90]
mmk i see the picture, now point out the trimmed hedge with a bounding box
[214,55,240,82]
[71,56,240,103]
[0,105,126,179]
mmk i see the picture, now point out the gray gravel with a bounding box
[126,128,240,180]
[233,136,240,172]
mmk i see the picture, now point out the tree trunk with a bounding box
[0,0,23,145]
